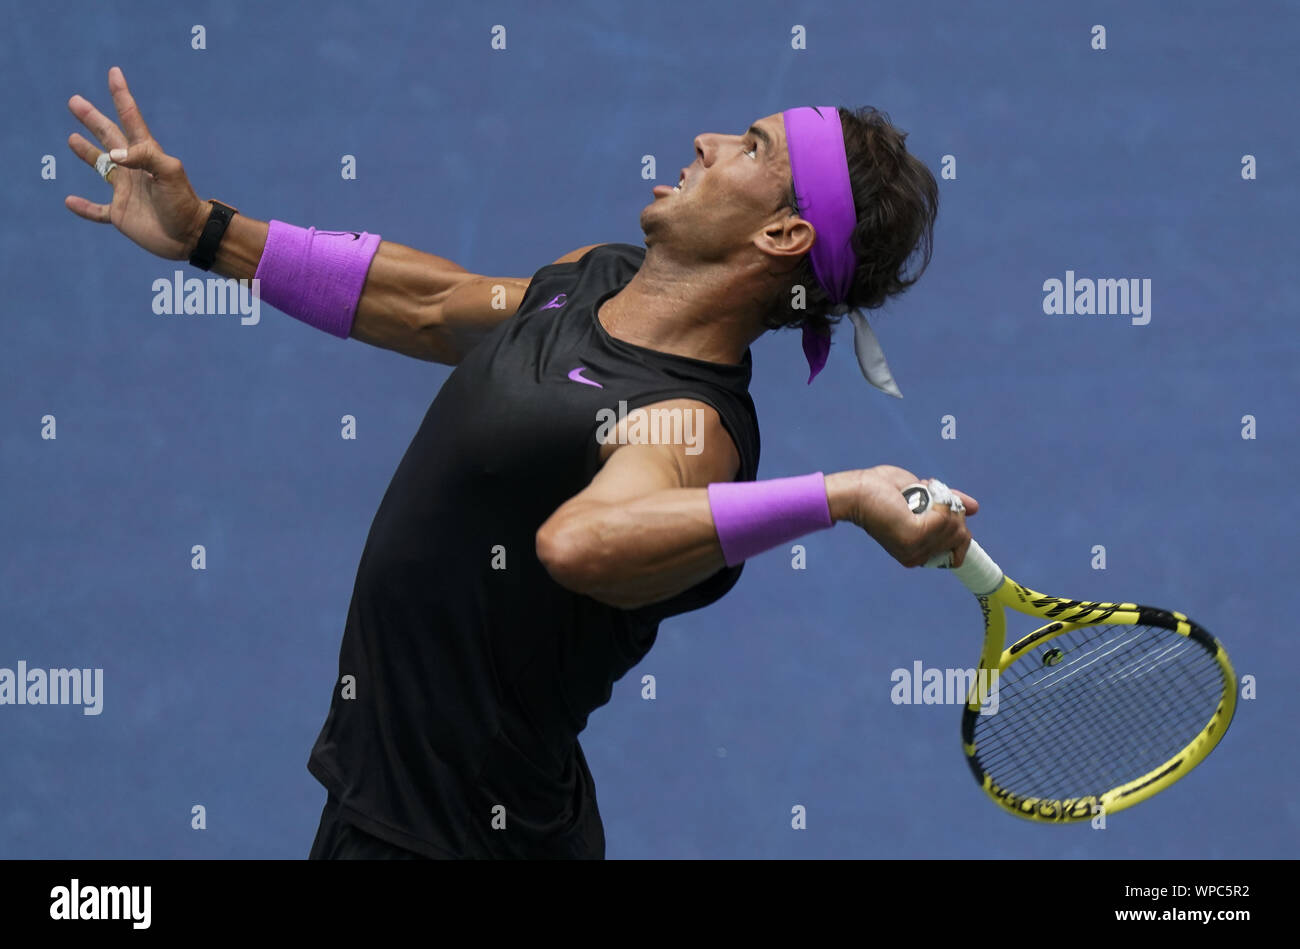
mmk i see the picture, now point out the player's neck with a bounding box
[597,252,765,365]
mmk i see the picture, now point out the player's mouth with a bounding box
[652,169,688,198]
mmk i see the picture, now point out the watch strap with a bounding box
[188,201,238,271]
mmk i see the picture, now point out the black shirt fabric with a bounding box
[307,243,761,858]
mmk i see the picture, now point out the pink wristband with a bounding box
[707,472,834,567]
[254,221,382,338]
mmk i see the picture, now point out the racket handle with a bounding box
[901,482,1004,596]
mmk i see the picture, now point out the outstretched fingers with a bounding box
[67,131,106,168]
[65,131,115,223]
[108,66,153,145]
[65,193,112,224]
[67,92,127,153]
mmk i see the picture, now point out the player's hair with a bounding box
[762,106,939,337]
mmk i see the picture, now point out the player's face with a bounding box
[640,113,794,263]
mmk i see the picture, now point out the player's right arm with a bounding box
[65,66,597,366]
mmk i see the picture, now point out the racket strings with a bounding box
[978,629,1220,796]
[972,623,1225,800]
[980,628,1198,777]
[979,655,1211,797]
[979,633,1217,794]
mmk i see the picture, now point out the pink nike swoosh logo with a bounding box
[567,367,603,388]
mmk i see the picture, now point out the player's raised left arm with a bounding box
[65,67,607,366]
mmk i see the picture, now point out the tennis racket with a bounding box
[902,480,1236,822]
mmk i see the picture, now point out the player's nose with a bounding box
[692,132,722,166]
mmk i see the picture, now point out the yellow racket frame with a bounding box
[960,577,1237,822]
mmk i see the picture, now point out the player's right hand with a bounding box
[65,66,210,261]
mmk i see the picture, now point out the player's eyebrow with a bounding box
[747,124,774,158]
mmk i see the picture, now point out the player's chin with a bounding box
[638,202,667,234]
[638,212,683,250]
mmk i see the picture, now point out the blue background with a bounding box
[2,0,1296,858]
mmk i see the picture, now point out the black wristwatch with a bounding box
[188,201,238,271]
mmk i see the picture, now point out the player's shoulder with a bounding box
[550,243,618,266]
[521,243,642,306]
[551,242,642,268]
[574,243,644,287]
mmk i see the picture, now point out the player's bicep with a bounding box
[536,401,739,603]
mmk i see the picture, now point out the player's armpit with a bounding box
[536,400,739,608]
[430,275,533,363]
[357,244,606,365]
[417,245,607,364]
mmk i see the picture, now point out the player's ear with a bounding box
[755,214,813,261]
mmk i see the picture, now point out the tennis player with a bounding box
[66,66,976,859]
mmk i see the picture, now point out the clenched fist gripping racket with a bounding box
[902,481,1236,822]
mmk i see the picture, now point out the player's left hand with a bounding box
[65,66,210,261]
[832,465,978,568]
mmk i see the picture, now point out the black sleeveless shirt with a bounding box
[308,243,761,857]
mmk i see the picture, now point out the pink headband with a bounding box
[782,106,901,397]
[784,106,856,306]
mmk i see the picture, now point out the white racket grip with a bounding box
[903,482,1004,596]
[931,540,1003,597]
